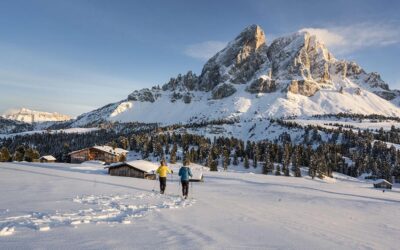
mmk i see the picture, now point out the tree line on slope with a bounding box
[1,120,400,181]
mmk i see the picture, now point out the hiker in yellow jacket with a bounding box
[156,160,173,194]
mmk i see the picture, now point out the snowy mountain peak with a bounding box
[70,25,400,129]
[234,24,266,52]
[2,108,72,123]
[197,24,268,91]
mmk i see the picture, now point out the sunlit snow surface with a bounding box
[1,162,400,249]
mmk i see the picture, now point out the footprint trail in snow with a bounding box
[0,192,195,236]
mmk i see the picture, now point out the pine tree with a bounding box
[262,155,271,175]
[154,142,161,157]
[0,147,11,162]
[392,162,400,180]
[275,165,281,176]
[208,155,218,171]
[23,147,40,162]
[13,145,25,162]
[61,143,70,163]
[211,160,218,171]
[284,165,290,176]
[119,136,129,150]
[165,143,170,155]
[183,151,190,166]
[207,155,213,169]
[309,154,317,179]
[282,144,291,176]
[292,147,302,177]
[233,152,239,166]
[253,144,259,168]
[170,144,177,164]
[223,148,230,170]
[253,156,258,169]
[244,155,250,169]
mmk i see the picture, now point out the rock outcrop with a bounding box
[287,80,320,97]
[127,89,156,103]
[212,84,237,99]
[246,77,276,93]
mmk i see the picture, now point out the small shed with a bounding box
[106,160,158,180]
[187,163,205,182]
[189,169,204,182]
[373,179,392,189]
[39,155,56,163]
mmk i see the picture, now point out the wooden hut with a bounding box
[373,179,392,189]
[69,146,128,164]
[106,160,158,180]
[39,155,56,163]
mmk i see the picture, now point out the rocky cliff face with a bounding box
[127,24,398,102]
[168,25,396,99]
[200,24,268,88]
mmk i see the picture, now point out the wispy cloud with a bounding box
[300,21,400,55]
[184,41,227,60]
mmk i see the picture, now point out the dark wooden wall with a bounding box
[109,166,145,179]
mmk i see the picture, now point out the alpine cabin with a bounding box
[373,179,392,189]
[69,146,128,164]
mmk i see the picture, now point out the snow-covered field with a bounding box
[1,162,399,249]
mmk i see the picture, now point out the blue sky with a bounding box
[0,0,399,116]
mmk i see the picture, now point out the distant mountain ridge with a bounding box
[2,108,71,124]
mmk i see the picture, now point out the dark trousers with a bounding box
[181,180,189,196]
[159,177,167,193]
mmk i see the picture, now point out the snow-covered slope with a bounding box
[0,117,34,134]
[1,162,399,249]
[70,24,400,127]
[3,108,71,123]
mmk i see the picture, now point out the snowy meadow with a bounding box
[1,162,399,249]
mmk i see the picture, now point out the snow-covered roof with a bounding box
[108,160,158,173]
[40,155,56,161]
[93,146,128,155]
[373,179,392,185]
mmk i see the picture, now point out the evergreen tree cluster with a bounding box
[1,117,400,182]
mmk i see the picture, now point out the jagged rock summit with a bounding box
[70,25,400,127]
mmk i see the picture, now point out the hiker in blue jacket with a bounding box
[178,165,193,199]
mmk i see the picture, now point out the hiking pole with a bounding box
[191,181,194,197]
[152,170,156,192]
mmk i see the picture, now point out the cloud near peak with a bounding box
[300,21,400,55]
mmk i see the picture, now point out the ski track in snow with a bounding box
[0,192,195,236]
